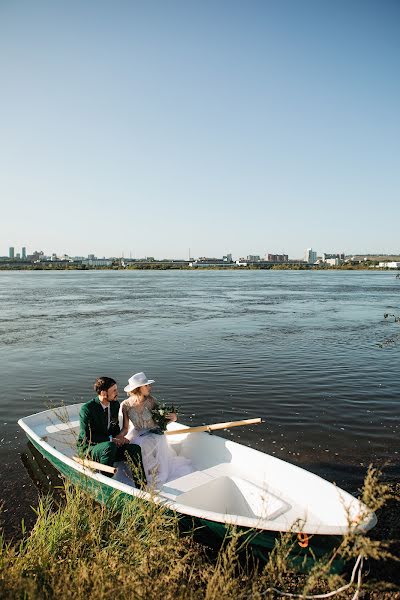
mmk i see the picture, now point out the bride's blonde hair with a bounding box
[128,386,155,404]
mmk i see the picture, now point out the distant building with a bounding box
[28,250,45,262]
[9,247,14,259]
[322,253,345,264]
[322,253,345,266]
[223,254,233,262]
[83,259,113,267]
[304,248,317,263]
[349,254,400,263]
[196,257,225,264]
[267,254,288,263]
[88,254,96,260]
[190,257,234,267]
[247,255,261,262]
[379,262,400,269]
[323,253,345,261]
[22,247,26,259]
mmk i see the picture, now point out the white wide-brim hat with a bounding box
[124,372,155,392]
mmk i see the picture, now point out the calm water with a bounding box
[0,270,399,507]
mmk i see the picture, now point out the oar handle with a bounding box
[72,455,117,474]
[165,417,262,436]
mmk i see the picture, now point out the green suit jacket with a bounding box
[78,397,121,450]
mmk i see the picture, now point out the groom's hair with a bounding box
[94,377,117,394]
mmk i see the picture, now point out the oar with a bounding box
[165,417,262,436]
[72,455,117,474]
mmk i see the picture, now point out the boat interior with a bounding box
[28,407,291,520]
[39,413,292,523]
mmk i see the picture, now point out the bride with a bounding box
[117,372,192,487]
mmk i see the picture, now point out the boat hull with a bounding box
[26,433,130,505]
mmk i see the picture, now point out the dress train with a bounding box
[130,430,192,487]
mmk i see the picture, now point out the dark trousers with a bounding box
[88,441,146,485]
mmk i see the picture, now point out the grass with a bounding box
[0,467,398,599]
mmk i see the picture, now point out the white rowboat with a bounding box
[18,404,376,562]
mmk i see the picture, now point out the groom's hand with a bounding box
[112,437,128,447]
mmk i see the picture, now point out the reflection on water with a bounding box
[0,270,399,499]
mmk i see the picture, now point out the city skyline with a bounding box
[1,2,399,258]
[2,243,398,263]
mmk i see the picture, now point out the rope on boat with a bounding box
[261,554,364,599]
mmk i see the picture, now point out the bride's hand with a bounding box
[166,412,177,422]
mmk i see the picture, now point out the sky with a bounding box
[1,0,399,259]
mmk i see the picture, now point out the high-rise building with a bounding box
[9,247,14,259]
[22,247,26,259]
[304,248,317,263]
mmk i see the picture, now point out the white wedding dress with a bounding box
[120,397,192,487]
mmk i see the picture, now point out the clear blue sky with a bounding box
[1,0,399,259]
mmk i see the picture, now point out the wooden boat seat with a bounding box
[45,420,80,434]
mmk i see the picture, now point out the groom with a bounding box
[77,376,146,485]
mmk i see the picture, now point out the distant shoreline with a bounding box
[0,264,398,272]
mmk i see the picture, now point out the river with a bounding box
[0,269,399,533]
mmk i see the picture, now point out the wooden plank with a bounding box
[165,417,262,436]
[72,455,117,474]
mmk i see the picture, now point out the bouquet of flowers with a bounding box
[151,402,178,432]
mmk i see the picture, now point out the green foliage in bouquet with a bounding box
[151,402,178,432]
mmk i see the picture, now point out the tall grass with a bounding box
[0,467,397,599]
